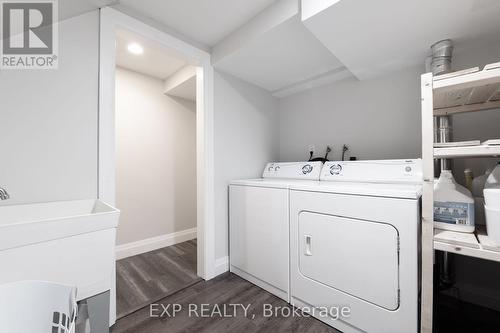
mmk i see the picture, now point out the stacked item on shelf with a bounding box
[433,139,500,148]
[472,168,492,226]
[484,164,500,245]
[434,170,475,233]
[433,139,500,158]
[433,140,480,148]
[483,139,500,146]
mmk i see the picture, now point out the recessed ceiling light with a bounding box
[127,42,143,55]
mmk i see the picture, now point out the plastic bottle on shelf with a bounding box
[485,163,500,189]
[472,168,492,197]
[434,170,475,233]
[484,163,500,245]
[472,168,492,225]
[464,169,473,191]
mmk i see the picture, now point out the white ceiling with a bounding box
[114,0,277,47]
[303,0,500,79]
[59,0,115,20]
[68,0,500,97]
[115,29,188,80]
[214,16,346,92]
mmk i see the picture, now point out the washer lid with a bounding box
[290,181,422,199]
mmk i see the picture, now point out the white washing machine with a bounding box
[229,161,323,301]
[290,159,422,333]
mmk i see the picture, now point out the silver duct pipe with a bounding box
[429,39,454,171]
[438,116,452,170]
[428,39,455,288]
[430,39,453,75]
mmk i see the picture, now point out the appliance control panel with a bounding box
[263,161,323,180]
[320,159,423,183]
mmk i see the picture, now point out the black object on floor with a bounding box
[116,239,201,319]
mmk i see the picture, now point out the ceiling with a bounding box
[214,15,346,93]
[116,29,196,101]
[303,0,500,79]
[59,0,116,20]
[115,29,188,80]
[67,0,500,98]
[113,0,277,47]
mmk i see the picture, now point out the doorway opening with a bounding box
[113,27,200,318]
[98,8,215,326]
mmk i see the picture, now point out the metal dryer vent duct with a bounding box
[430,39,454,76]
[427,39,454,172]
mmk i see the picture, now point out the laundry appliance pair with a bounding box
[229,159,422,333]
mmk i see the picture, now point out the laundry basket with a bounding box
[0,280,78,333]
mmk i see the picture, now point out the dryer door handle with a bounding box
[304,235,312,256]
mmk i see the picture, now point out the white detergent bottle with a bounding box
[434,170,475,233]
[472,168,492,225]
[485,163,500,189]
[472,168,492,197]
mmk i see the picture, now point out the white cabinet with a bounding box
[229,184,289,301]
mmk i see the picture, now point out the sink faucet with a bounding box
[0,187,9,200]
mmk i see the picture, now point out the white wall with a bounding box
[0,11,99,206]
[278,65,422,162]
[115,67,197,245]
[214,71,279,260]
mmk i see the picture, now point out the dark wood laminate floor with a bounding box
[112,272,339,333]
[435,292,500,332]
[116,239,201,319]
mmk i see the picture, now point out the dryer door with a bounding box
[298,211,399,310]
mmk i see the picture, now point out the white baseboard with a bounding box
[115,228,197,260]
[214,256,229,276]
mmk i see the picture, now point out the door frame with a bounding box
[98,7,216,280]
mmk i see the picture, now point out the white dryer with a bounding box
[289,159,422,333]
[229,161,323,301]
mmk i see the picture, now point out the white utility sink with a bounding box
[0,198,120,315]
[0,199,119,251]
